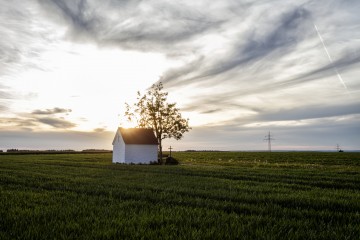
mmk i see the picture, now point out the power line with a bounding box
[264,132,275,152]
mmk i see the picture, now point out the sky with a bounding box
[0,0,359,151]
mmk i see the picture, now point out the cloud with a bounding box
[158,6,313,87]
[0,116,77,130]
[0,1,57,114]
[279,53,360,89]
[0,117,39,130]
[6,0,358,92]
[93,127,106,132]
[0,91,13,99]
[166,114,360,151]
[0,0,359,150]
[0,1,52,75]
[0,105,8,112]
[38,0,223,52]
[156,1,360,129]
[0,83,13,112]
[156,1,360,96]
[0,107,76,130]
[256,103,360,122]
[32,107,76,129]
[205,8,311,77]
[37,117,76,129]
[32,107,72,115]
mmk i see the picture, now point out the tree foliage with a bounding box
[124,82,190,161]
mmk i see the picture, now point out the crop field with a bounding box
[0,152,359,239]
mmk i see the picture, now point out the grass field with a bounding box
[0,152,359,239]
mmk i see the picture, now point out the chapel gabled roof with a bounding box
[118,127,158,145]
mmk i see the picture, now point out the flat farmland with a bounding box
[0,152,359,239]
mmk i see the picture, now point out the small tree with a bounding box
[124,82,190,162]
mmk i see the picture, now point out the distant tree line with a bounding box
[1,149,112,155]
[184,150,228,152]
[81,149,112,153]
[5,149,76,153]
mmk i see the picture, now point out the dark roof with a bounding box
[119,128,158,145]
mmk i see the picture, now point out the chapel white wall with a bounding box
[125,144,158,164]
[112,132,125,163]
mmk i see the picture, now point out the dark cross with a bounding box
[168,146,173,158]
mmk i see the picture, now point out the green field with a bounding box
[0,152,359,239]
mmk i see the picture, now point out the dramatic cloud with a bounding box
[38,0,223,52]
[0,0,359,150]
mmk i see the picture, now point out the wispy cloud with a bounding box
[0,1,52,74]
[38,0,223,52]
[32,107,72,115]
[0,107,76,131]
[37,117,76,128]
[31,107,76,129]
[256,103,360,122]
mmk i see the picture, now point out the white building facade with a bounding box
[112,128,158,164]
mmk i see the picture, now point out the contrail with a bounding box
[314,24,348,89]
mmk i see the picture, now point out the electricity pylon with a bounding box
[264,132,275,152]
[336,144,343,152]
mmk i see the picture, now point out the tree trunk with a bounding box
[158,139,162,164]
